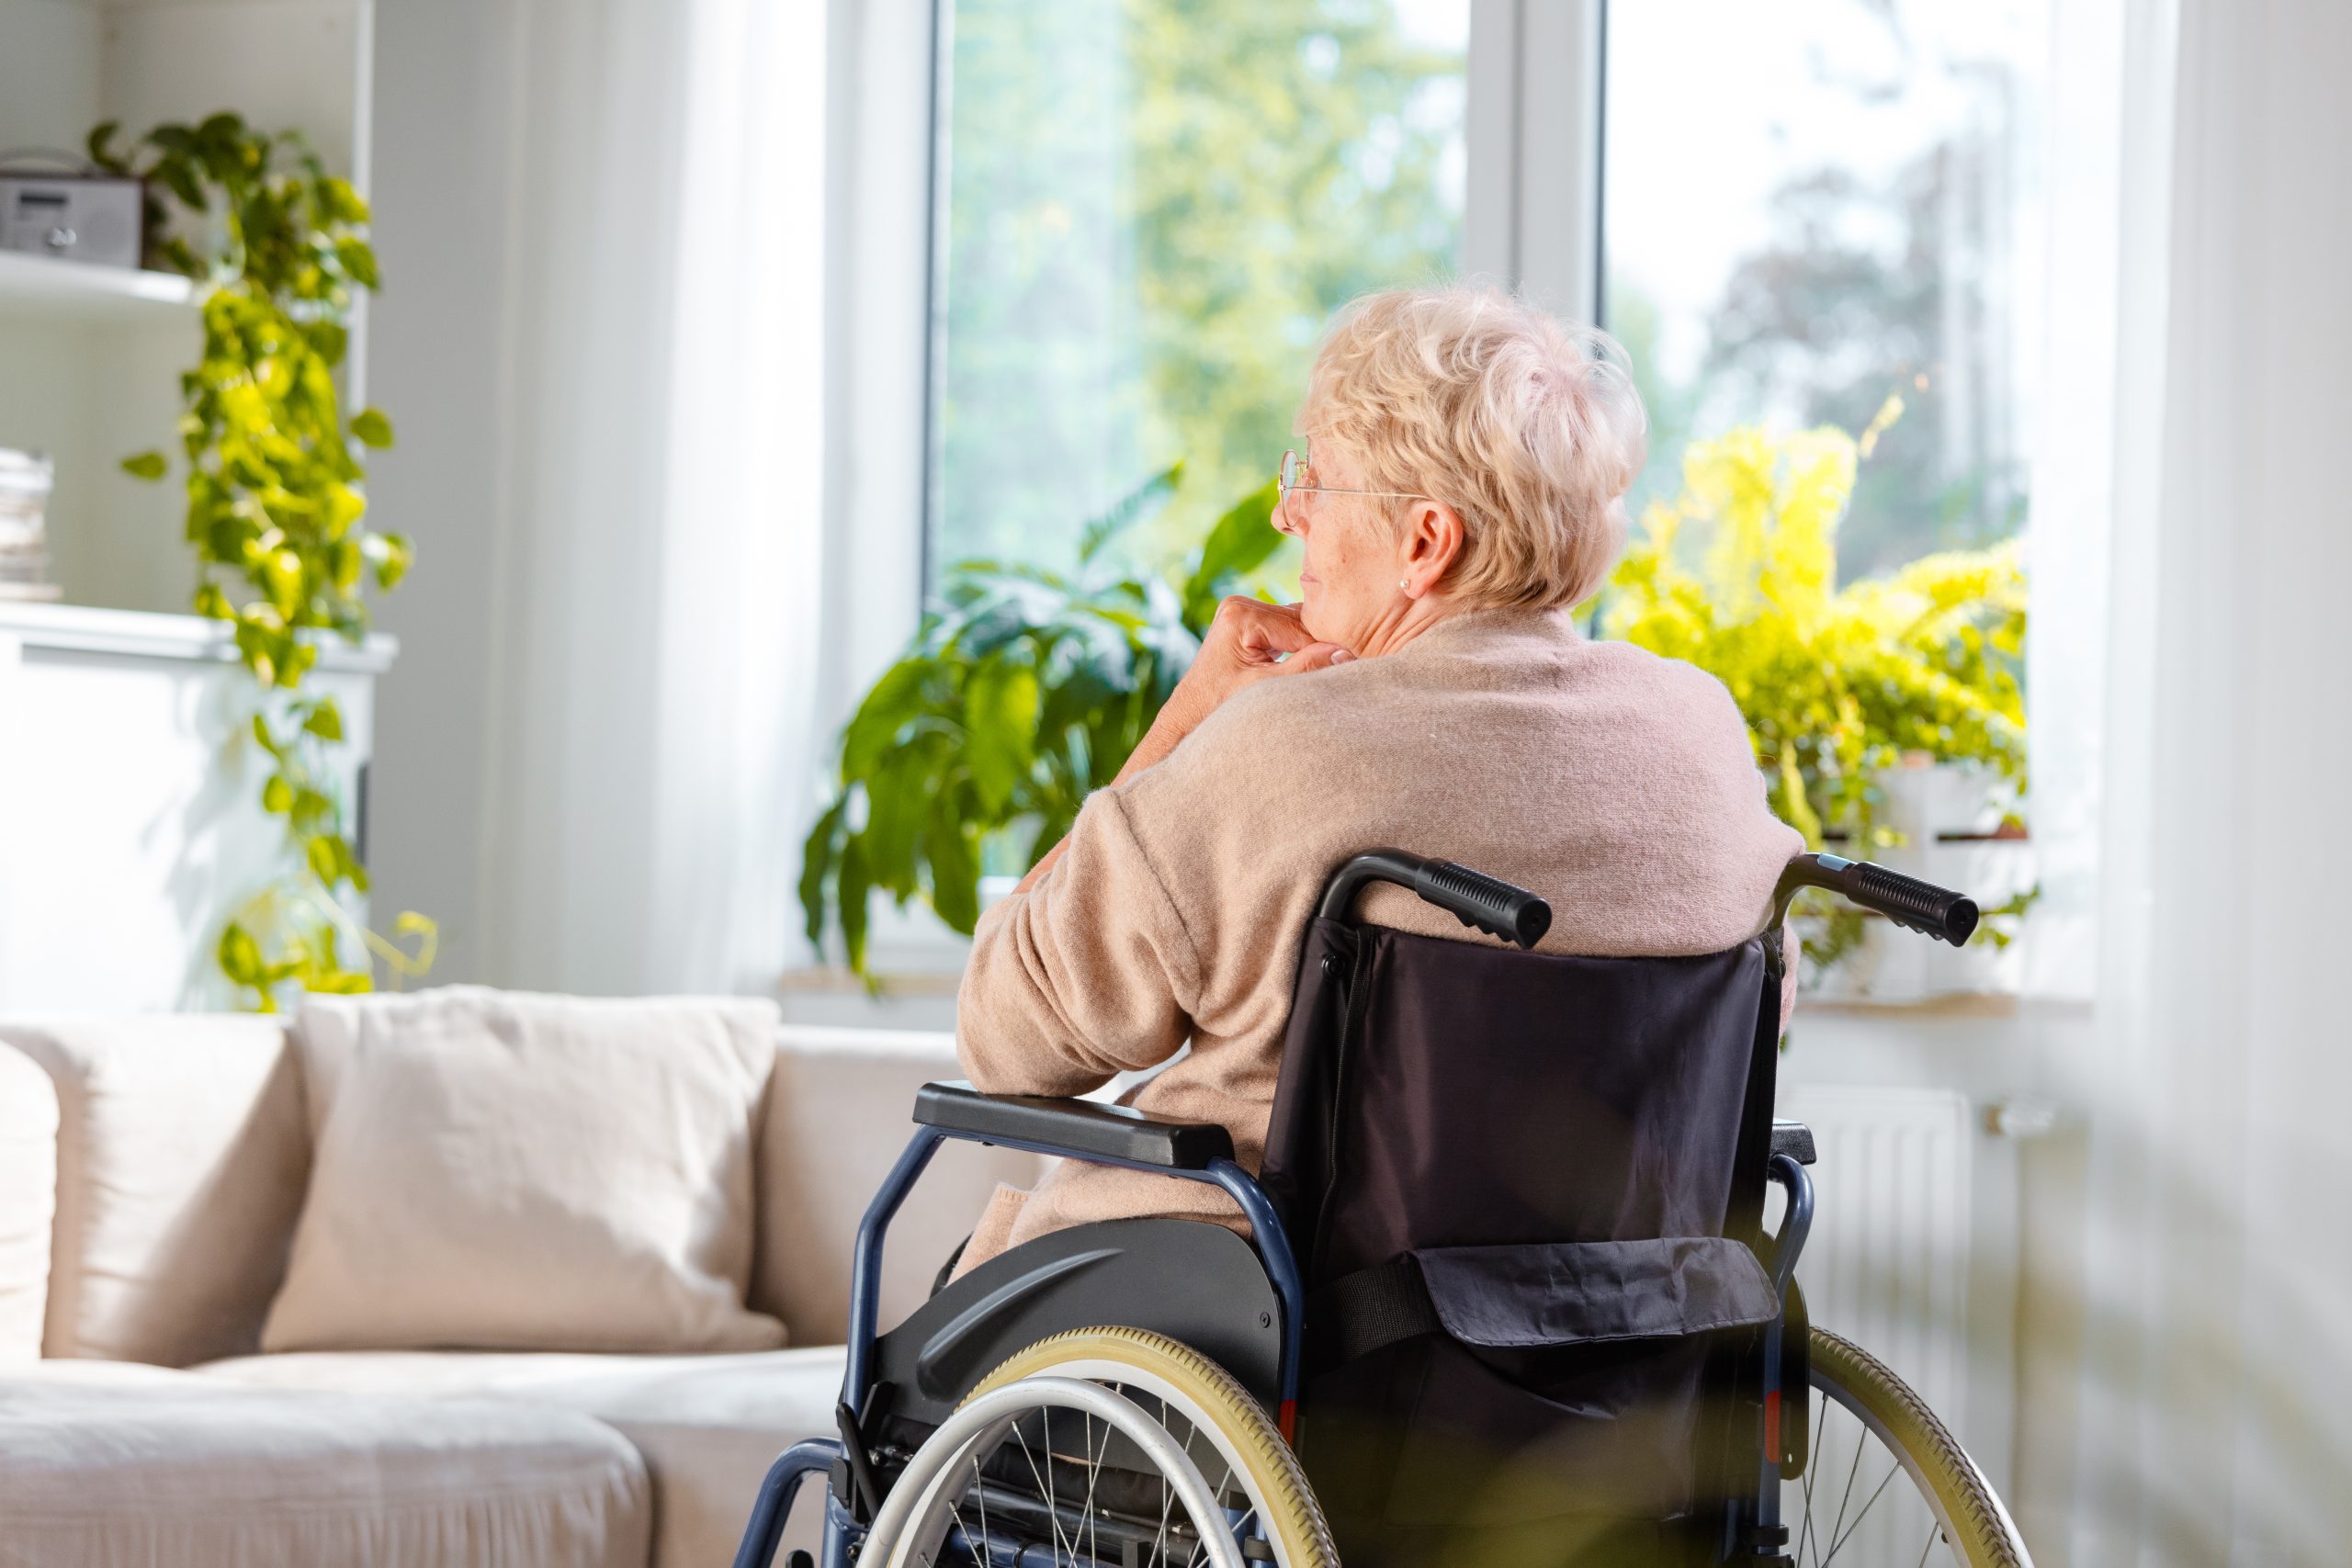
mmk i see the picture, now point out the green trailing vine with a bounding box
[92,113,434,1010]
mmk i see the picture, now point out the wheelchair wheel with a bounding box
[874,1326,1337,1568]
[1795,1329,2032,1568]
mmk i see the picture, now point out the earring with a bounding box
[1398,579,1409,592]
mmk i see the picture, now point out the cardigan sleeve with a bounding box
[954,788,1204,1097]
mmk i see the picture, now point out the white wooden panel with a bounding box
[0,623,377,1010]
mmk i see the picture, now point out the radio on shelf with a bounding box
[0,170,143,269]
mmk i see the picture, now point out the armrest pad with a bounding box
[914,1081,1236,1170]
[1770,1120,1817,1167]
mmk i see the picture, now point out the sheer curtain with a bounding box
[466,0,830,996]
[2032,0,2352,1559]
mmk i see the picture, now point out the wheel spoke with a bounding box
[1821,1461,1902,1565]
[1797,1387,1823,1568]
[1076,1406,1113,1568]
[1824,1414,1866,1562]
[1916,1520,1939,1568]
[1152,1434,1178,1568]
[973,1458,990,1565]
[942,1491,970,1568]
[1044,1409,1058,1562]
[1012,1418,1075,1564]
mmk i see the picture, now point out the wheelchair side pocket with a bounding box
[1314,1237,1780,1533]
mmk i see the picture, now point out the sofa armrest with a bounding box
[0,1043,57,1361]
[752,1028,1046,1348]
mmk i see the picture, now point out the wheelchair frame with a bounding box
[730,849,1977,1568]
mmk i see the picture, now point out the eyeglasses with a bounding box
[1276,450,1426,511]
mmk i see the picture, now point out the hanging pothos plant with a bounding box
[91,113,435,1010]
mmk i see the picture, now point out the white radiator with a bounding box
[1773,1086,1982,1560]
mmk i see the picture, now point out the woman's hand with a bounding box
[1155,597,1352,740]
[1016,600,1350,892]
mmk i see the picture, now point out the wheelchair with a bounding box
[733,850,2033,1568]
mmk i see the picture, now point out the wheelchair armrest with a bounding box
[914,1080,1237,1170]
[1771,1119,1817,1166]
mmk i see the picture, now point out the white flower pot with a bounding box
[1801,760,2032,1004]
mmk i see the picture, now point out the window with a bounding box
[927,0,1472,583]
[1601,0,2050,577]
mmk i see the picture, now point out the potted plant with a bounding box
[799,465,1290,979]
[1599,403,2031,994]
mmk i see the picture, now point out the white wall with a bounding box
[364,0,829,995]
[360,0,519,984]
[0,1,101,155]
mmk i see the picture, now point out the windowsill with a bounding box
[777,964,961,998]
[776,961,2091,1022]
[1795,989,2089,1022]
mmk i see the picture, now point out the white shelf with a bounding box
[0,601,397,675]
[0,252,199,323]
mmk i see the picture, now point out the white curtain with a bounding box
[469,0,831,995]
[2040,0,2352,1559]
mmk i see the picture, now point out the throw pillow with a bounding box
[262,987,785,1354]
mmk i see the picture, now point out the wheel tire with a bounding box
[1808,1328,2033,1568]
[964,1326,1340,1568]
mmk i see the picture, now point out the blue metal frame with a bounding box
[736,1122,1308,1567]
[1743,1152,1815,1557]
[727,1439,841,1568]
[841,1127,1306,1421]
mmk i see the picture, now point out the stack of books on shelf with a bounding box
[0,447,60,602]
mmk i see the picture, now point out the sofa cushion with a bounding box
[264,987,786,1355]
[0,1015,307,1364]
[0,1043,57,1360]
[754,1025,1046,1344]
[0,1359,651,1568]
[198,1347,847,1568]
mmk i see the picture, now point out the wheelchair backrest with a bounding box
[1261,915,1775,1280]
[1261,914,1785,1558]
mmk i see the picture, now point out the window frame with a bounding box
[811,0,2110,1010]
[808,0,1601,977]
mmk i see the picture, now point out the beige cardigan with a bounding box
[952,606,1802,1270]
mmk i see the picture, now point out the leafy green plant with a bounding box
[1600,404,2030,968]
[92,113,434,1009]
[800,465,1288,977]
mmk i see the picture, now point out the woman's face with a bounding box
[1279,444,1409,651]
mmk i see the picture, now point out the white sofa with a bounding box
[0,1016,1041,1568]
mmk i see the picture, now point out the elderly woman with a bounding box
[950,284,1800,1277]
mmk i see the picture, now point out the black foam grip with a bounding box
[1414,860,1553,950]
[1829,859,1978,946]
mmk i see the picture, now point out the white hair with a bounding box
[1297,284,1649,609]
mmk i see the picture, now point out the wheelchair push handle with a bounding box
[1318,850,1553,949]
[1777,852,1978,946]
